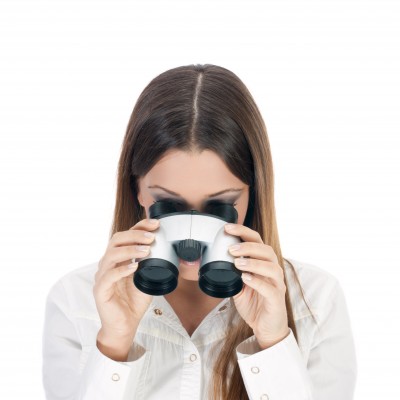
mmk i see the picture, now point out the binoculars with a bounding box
[133,199,244,298]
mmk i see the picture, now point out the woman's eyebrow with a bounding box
[148,185,243,198]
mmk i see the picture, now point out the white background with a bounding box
[1,0,399,398]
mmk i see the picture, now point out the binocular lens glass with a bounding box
[204,270,238,284]
[141,267,172,282]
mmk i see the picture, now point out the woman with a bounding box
[42,64,357,400]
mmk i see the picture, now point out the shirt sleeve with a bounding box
[235,280,357,400]
[42,279,150,400]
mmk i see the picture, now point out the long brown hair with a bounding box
[110,64,316,399]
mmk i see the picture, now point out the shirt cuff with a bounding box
[78,342,150,399]
[236,328,313,400]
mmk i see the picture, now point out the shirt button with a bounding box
[111,373,120,381]
[154,308,163,315]
[218,305,228,312]
[189,354,197,362]
[260,395,269,400]
[251,366,260,374]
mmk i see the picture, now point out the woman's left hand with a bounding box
[224,223,290,349]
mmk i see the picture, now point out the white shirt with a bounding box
[42,257,357,400]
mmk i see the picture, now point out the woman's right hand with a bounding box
[94,218,160,345]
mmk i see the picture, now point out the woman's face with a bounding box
[137,149,250,281]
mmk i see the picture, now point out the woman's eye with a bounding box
[153,199,186,210]
[204,201,237,209]
[152,199,237,210]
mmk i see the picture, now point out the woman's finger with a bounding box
[224,223,264,244]
[237,272,285,303]
[229,242,278,263]
[94,262,139,303]
[109,219,159,247]
[97,245,150,281]
[234,258,285,289]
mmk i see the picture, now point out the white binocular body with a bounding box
[133,200,243,298]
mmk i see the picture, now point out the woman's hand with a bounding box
[224,223,290,349]
[94,218,160,341]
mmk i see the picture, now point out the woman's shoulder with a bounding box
[45,261,99,318]
[283,257,342,321]
[49,261,98,292]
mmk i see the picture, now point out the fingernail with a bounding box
[225,224,235,230]
[128,262,138,269]
[229,244,241,252]
[136,245,150,252]
[242,272,252,281]
[235,257,247,266]
[144,232,155,238]
[149,219,159,224]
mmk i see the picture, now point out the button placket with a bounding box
[181,341,201,399]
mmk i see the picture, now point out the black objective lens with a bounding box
[133,258,179,295]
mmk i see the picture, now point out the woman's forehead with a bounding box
[139,150,246,197]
